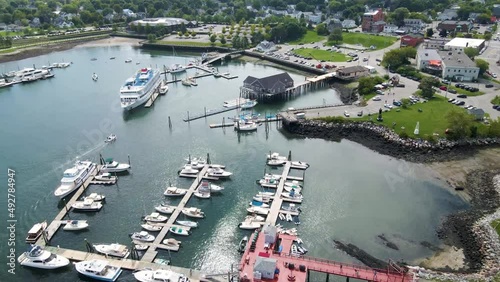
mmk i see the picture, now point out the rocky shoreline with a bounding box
[285,120,500,280]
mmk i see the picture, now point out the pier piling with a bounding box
[168,116,172,128]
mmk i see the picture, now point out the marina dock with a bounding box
[265,162,291,224]
[209,116,281,128]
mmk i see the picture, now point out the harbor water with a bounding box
[0,43,467,281]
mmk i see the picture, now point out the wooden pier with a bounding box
[38,165,99,244]
[141,165,209,263]
[144,81,163,108]
[266,162,292,225]
[209,117,281,128]
[183,105,239,122]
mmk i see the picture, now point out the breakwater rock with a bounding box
[284,120,500,163]
[333,240,389,269]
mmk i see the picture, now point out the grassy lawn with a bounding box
[363,93,377,101]
[491,219,500,238]
[335,33,397,50]
[293,48,349,62]
[0,31,24,36]
[491,95,500,105]
[356,95,469,138]
[289,30,326,44]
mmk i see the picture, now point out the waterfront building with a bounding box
[336,66,369,80]
[240,72,294,101]
[416,49,480,81]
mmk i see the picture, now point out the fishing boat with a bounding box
[54,160,96,198]
[133,268,189,282]
[179,165,199,175]
[164,187,187,197]
[92,73,98,81]
[93,243,130,258]
[93,173,117,184]
[83,192,105,202]
[72,199,103,212]
[18,245,70,269]
[176,220,198,228]
[25,221,47,243]
[162,238,182,249]
[194,190,210,199]
[155,205,175,214]
[246,206,269,216]
[239,220,262,230]
[105,134,116,143]
[206,167,232,178]
[238,236,248,253]
[291,161,309,170]
[170,63,186,74]
[74,259,122,282]
[62,220,89,231]
[143,212,167,223]
[141,223,162,232]
[101,158,130,173]
[182,207,205,218]
[120,67,162,110]
[169,226,190,236]
[234,119,258,132]
[130,231,155,242]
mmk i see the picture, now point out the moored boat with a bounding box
[18,245,70,269]
[93,243,130,259]
[169,226,190,236]
[101,158,130,173]
[159,82,168,95]
[206,167,232,178]
[162,238,182,249]
[141,223,162,232]
[74,259,122,282]
[238,236,248,253]
[155,205,175,214]
[130,231,155,242]
[176,220,198,228]
[182,207,205,218]
[72,199,103,212]
[25,221,47,243]
[164,187,187,197]
[54,160,96,198]
[83,192,106,202]
[120,67,161,110]
[194,190,210,199]
[246,206,269,215]
[133,268,189,282]
[239,220,262,230]
[62,220,89,231]
[143,212,167,222]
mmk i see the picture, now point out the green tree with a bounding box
[391,7,410,27]
[425,28,433,37]
[316,23,328,36]
[358,76,384,95]
[445,109,475,140]
[328,28,342,43]
[439,29,448,37]
[209,34,217,45]
[178,31,182,37]
[475,58,489,75]
[484,32,492,41]
[418,77,439,99]
[464,47,479,59]
[147,34,156,43]
[220,35,226,45]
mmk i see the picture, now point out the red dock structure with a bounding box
[239,226,415,282]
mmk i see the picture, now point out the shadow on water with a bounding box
[121,106,151,122]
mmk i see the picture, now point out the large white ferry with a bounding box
[120,68,161,110]
[54,160,96,198]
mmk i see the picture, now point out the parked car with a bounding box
[457,94,467,98]
[448,89,457,94]
[357,111,363,117]
[344,111,350,117]
[393,101,402,106]
[456,101,466,106]
[396,83,405,88]
[448,98,456,103]
[486,84,494,88]
[439,86,447,91]
[442,80,450,84]
[384,103,393,109]
[363,58,368,62]
[372,96,382,101]
[376,58,382,62]
[376,90,384,95]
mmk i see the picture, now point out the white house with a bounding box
[383,24,398,33]
[123,9,136,18]
[439,50,479,81]
[342,19,357,29]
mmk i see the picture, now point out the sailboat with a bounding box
[414,121,420,135]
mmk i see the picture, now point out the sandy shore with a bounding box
[0,36,142,64]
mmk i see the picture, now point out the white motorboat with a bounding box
[62,220,89,231]
[240,99,258,109]
[134,245,148,251]
[245,214,265,222]
[130,231,155,242]
[291,161,309,170]
[72,199,103,212]
[133,268,188,282]
[249,200,270,208]
[159,83,169,94]
[285,181,302,189]
[83,192,106,202]
[189,77,197,86]
[105,134,116,143]
[284,185,302,193]
[92,73,98,81]
[176,220,198,228]
[239,220,262,230]
[54,160,96,198]
[267,152,287,161]
[125,59,132,63]
[170,63,186,74]
[246,206,269,215]
[199,180,224,192]
[18,245,70,269]
[93,173,117,183]
[267,158,286,166]
[238,236,248,253]
[206,167,232,178]
[155,205,175,214]
[164,187,187,197]
[282,203,301,213]
[234,120,258,132]
[93,243,130,258]
[120,67,162,110]
[162,238,182,248]
[258,175,280,188]
[253,195,272,203]
[281,192,303,202]
[141,223,162,232]
[182,207,205,218]
[194,190,210,199]
[25,221,47,243]
[181,78,192,86]
[74,259,122,282]
[101,158,130,173]
[257,191,275,197]
[169,226,190,236]
[179,165,199,175]
[0,78,14,88]
[143,212,167,222]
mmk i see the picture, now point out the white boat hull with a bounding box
[74,260,122,282]
[239,221,262,230]
[176,220,198,228]
[63,220,89,231]
[134,269,186,282]
[18,251,70,269]
[93,244,130,259]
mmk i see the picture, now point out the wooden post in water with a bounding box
[222,117,225,127]
[326,273,329,282]
[128,155,131,167]
[168,116,172,129]
[288,150,292,161]
[187,111,190,121]
[207,153,211,165]
[204,107,207,118]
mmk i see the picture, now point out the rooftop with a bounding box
[438,50,477,68]
[445,37,485,48]
[338,66,368,74]
[418,49,441,61]
[364,9,381,16]
[130,17,190,26]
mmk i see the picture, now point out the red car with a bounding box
[439,86,447,91]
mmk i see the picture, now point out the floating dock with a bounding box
[209,117,281,128]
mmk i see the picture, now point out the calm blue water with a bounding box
[0,44,467,281]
